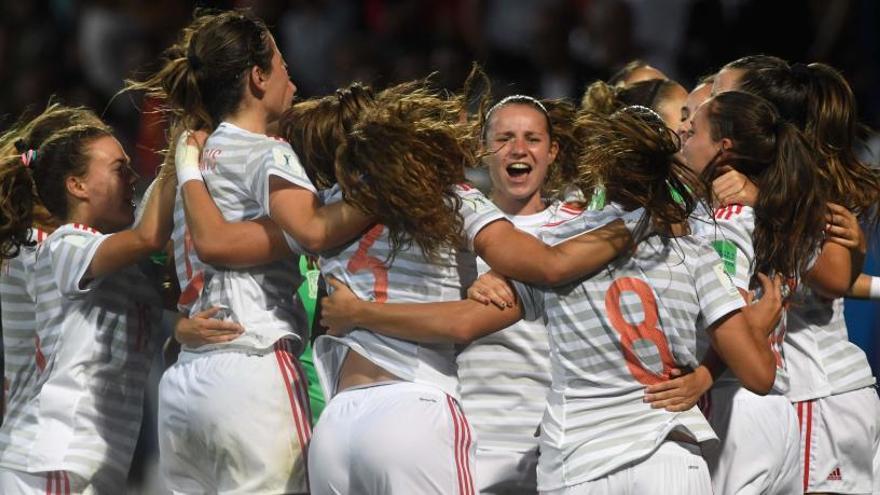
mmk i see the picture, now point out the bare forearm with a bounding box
[306,201,372,252]
[847,273,876,299]
[710,312,776,394]
[344,299,520,344]
[807,241,855,299]
[90,176,175,278]
[182,181,292,267]
[478,219,631,286]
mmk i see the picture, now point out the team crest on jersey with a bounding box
[272,147,298,172]
[712,263,739,296]
[460,191,496,216]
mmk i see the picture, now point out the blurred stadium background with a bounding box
[1,1,878,492]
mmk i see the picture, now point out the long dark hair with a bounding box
[702,91,826,282]
[125,9,274,132]
[740,63,880,225]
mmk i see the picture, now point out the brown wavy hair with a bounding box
[739,63,880,225]
[541,98,581,198]
[0,103,111,259]
[335,80,472,261]
[278,82,376,190]
[574,105,698,230]
[702,91,827,282]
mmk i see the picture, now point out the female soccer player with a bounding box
[0,105,175,492]
[454,93,583,494]
[320,105,784,495]
[296,81,650,495]
[126,9,373,494]
[677,90,828,494]
[714,61,880,494]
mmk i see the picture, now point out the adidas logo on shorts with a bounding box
[826,467,842,481]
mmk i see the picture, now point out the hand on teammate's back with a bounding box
[320,277,360,336]
[742,273,784,336]
[643,366,713,412]
[174,306,244,347]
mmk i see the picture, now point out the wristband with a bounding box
[174,131,203,184]
[869,276,880,300]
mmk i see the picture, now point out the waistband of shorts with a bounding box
[178,338,297,363]
[662,438,703,456]
[336,379,404,393]
[335,379,449,398]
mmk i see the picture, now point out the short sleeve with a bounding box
[250,141,318,216]
[48,228,110,297]
[510,279,545,322]
[710,237,752,291]
[709,211,755,291]
[455,185,506,250]
[692,240,746,328]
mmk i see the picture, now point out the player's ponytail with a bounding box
[703,91,826,283]
[125,9,274,132]
[0,103,111,259]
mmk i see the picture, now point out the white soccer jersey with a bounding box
[514,210,744,490]
[1,229,47,425]
[784,287,875,402]
[457,200,582,453]
[171,187,209,315]
[189,122,313,352]
[691,204,789,393]
[0,224,163,492]
[314,184,506,399]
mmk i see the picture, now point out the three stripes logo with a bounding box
[826,466,842,481]
[713,204,744,220]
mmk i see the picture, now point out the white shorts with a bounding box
[158,340,311,494]
[541,441,711,495]
[475,446,539,494]
[702,384,801,494]
[795,385,880,494]
[308,381,476,495]
[0,468,92,494]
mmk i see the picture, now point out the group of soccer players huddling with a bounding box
[0,7,878,495]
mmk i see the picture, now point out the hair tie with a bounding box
[20,149,37,168]
[13,139,28,154]
[186,45,203,71]
[772,119,788,136]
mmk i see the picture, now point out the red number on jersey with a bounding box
[604,277,676,385]
[178,228,205,307]
[347,225,389,302]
